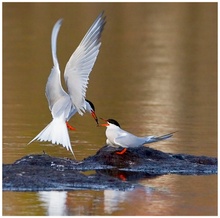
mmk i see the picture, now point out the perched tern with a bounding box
[100,118,176,154]
[28,12,106,157]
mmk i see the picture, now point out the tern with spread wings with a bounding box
[28,12,106,157]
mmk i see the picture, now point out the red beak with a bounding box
[91,111,99,125]
[99,118,109,127]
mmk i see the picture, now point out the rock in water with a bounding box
[3,146,217,191]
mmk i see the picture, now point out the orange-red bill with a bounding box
[100,123,109,127]
[91,111,99,125]
[99,118,109,127]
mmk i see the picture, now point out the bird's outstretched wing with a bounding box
[64,12,106,115]
[46,18,69,111]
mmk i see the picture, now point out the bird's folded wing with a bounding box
[64,12,106,115]
[114,133,145,148]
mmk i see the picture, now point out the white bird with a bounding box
[28,12,106,158]
[100,118,176,154]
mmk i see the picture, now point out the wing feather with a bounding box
[64,12,106,115]
[114,131,175,148]
[46,19,69,111]
[115,134,145,148]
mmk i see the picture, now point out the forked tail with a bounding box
[28,118,75,158]
[145,131,177,144]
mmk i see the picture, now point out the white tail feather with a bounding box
[144,131,177,144]
[28,118,75,158]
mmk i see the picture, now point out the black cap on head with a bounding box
[107,119,120,127]
[86,99,95,111]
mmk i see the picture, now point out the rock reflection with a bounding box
[96,169,161,181]
[100,169,169,215]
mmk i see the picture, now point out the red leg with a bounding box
[66,122,76,131]
[116,148,127,155]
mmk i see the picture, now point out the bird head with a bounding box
[99,118,121,128]
[85,99,99,125]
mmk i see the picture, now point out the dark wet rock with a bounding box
[3,154,136,191]
[83,146,217,175]
[3,145,217,191]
